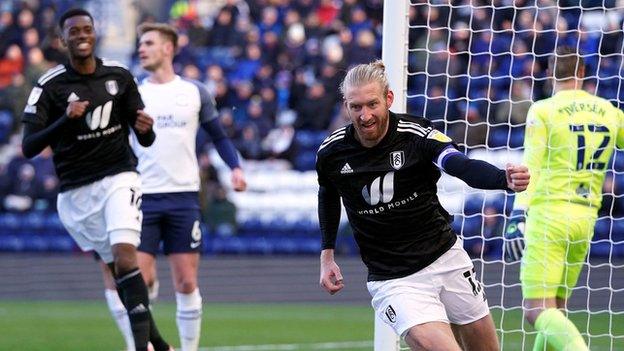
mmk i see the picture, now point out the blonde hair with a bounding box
[339,60,389,99]
[137,22,179,52]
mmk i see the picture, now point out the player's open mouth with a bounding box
[361,121,376,130]
[77,42,90,50]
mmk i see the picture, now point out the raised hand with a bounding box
[134,110,154,134]
[66,101,89,118]
[506,163,530,192]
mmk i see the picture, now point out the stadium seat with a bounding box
[293,151,317,171]
[488,127,510,148]
[594,217,612,240]
[0,235,25,252]
[294,130,317,150]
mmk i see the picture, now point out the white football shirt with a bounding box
[131,75,218,194]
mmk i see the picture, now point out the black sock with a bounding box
[148,312,170,351]
[115,268,153,351]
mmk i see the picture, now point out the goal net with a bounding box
[380,1,624,350]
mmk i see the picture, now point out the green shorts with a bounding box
[520,202,596,299]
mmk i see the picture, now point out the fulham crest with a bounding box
[385,305,397,323]
[390,151,404,170]
[105,80,119,96]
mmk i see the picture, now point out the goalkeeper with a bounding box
[504,46,624,351]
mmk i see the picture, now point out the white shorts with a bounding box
[367,238,490,338]
[57,171,143,263]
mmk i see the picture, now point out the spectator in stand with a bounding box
[258,6,281,37]
[0,44,24,89]
[244,97,272,138]
[231,43,262,83]
[294,81,334,131]
[348,29,377,65]
[236,124,264,160]
[347,6,372,35]
[181,63,201,80]
[219,108,240,140]
[316,0,339,27]
[208,7,237,47]
[230,80,254,121]
[260,31,280,65]
[213,79,232,110]
[259,86,278,124]
[3,162,37,212]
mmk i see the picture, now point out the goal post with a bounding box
[378,1,410,350]
[379,1,624,350]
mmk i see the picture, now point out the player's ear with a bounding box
[58,29,68,48]
[386,89,394,109]
[577,65,585,79]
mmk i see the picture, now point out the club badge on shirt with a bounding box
[105,80,118,96]
[390,151,405,170]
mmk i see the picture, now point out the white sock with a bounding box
[176,288,202,351]
[105,289,135,351]
[148,279,160,304]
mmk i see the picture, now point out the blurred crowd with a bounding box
[1,0,624,238]
[408,0,624,147]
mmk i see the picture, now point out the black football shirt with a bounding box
[316,112,459,281]
[22,58,144,191]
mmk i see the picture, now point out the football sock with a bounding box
[534,308,588,351]
[148,279,160,304]
[116,268,153,351]
[105,288,135,351]
[176,288,203,351]
[148,313,170,351]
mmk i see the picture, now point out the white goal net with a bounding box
[381,1,624,350]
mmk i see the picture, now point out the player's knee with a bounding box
[406,330,451,351]
[523,308,542,326]
[175,279,197,294]
[113,251,138,276]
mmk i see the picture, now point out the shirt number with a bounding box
[569,124,610,171]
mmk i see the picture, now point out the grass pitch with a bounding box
[0,301,621,350]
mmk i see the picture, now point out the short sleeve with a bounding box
[420,128,457,164]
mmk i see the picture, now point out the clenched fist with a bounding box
[66,101,89,119]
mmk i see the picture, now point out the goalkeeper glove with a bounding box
[504,209,526,262]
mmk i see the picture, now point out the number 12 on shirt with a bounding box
[569,124,610,171]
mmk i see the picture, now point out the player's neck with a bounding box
[553,80,582,94]
[148,64,176,84]
[70,56,96,75]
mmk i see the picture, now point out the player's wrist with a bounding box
[320,248,335,263]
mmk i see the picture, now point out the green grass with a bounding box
[0,301,621,350]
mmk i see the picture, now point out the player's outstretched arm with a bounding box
[440,149,530,192]
[320,249,344,295]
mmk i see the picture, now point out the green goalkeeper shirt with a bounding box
[514,89,624,212]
